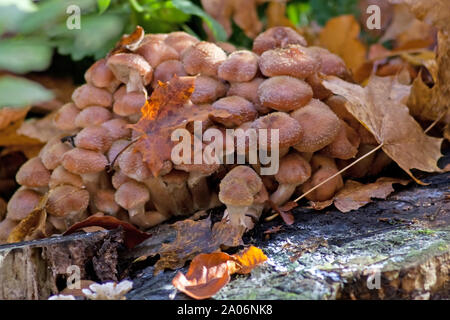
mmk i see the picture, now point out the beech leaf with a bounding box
[322,75,443,185]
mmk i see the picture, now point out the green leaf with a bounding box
[172,0,227,41]
[0,0,37,34]
[0,76,54,108]
[0,38,53,74]
[98,0,111,14]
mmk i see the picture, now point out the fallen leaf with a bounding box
[322,75,443,184]
[17,111,66,143]
[263,225,282,235]
[312,178,410,212]
[110,25,145,55]
[0,119,42,147]
[319,15,367,74]
[131,76,229,177]
[7,193,49,243]
[172,245,267,299]
[64,215,151,249]
[154,217,244,274]
[0,107,30,130]
[266,1,296,30]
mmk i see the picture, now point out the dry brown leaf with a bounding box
[393,0,450,32]
[266,1,297,29]
[64,215,151,249]
[312,178,409,212]
[172,246,267,299]
[131,76,229,177]
[0,119,43,147]
[0,107,30,130]
[319,15,367,74]
[154,217,244,274]
[322,75,443,184]
[7,193,49,243]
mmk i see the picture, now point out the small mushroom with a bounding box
[152,60,187,88]
[259,45,320,78]
[6,188,41,221]
[270,152,311,206]
[290,99,341,152]
[218,50,259,82]
[84,58,120,91]
[101,118,131,141]
[114,181,150,218]
[111,170,134,189]
[74,106,113,128]
[181,41,227,77]
[93,189,120,216]
[116,146,152,181]
[164,31,199,54]
[46,185,89,225]
[252,26,307,55]
[74,126,113,153]
[107,53,153,93]
[300,155,344,202]
[210,96,258,128]
[49,165,84,189]
[72,84,113,109]
[257,76,313,112]
[0,219,18,243]
[53,103,80,131]
[190,76,228,104]
[16,157,51,190]
[39,137,71,170]
[113,86,147,118]
[136,39,179,68]
[227,77,265,111]
[219,166,266,229]
[321,120,361,160]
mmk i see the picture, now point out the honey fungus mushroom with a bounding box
[290,99,341,152]
[253,26,308,55]
[72,84,113,109]
[218,50,259,83]
[321,120,361,160]
[107,53,153,92]
[190,76,228,104]
[46,185,90,227]
[6,188,41,221]
[211,96,258,128]
[181,41,227,77]
[219,166,268,229]
[16,157,51,190]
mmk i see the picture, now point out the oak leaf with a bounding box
[131,76,229,177]
[319,15,367,75]
[172,246,267,299]
[322,75,443,184]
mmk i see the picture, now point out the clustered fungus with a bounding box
[1,27,391,243]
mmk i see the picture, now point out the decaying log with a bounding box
[0,229,123,300]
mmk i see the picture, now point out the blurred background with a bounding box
[0,0,439,205]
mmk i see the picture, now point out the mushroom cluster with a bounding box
[1,27,389,241]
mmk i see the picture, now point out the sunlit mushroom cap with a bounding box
[16,157,51,188]
[46,185,89,217]
[72,84,112,109]
[218,50,259,83]
[84,58,117,89]
[275,153,311,185]
[219,166,263,206]
[252,27,308,55]
[53,103,80,131]
[62,148,108,174]
[181,41,227,77]
[107,53,153,92]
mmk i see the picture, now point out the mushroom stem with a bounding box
[128,205,145,218]
[269,184,297,207]
[225,205,249,227]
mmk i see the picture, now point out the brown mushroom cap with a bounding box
[190,76,228,104]
[250,112,303,150]
[106,53,153,92]
[6,188,41,221]
[62,148,108,174]
[308,46,350,78]
[74,126,113,153]
[321,120,361,160]
[0,218,18,242]
[46,185,89,217]
[93,189,120,216]
[117,146,152,181]
[107,139,131,165]
[219,166,263,207]
[39,137,71,170]
[74,106,113,128]
[227,77,264,105]
[252,26,308,55]
[211,96,258,128]
[114,181,150,211]
[218,50,259,82]
[111,170,134,189]
[49,165,84,189]
[164,31,199,54]
[136,39,179,68]
[275,153,311,185]
[113,86,146,116]
[259,45,320,78]
[53,103,80,131]
[291,99,341,152]
[101,118,131,141]
[84,58,117,89]
[72,84,112,109]
[152,60,187,88]
[16,157,51,188]
[258,76,313,112]
[181,41,227,77]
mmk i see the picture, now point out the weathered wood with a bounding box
[0,229,123,300]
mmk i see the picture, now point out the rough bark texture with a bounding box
[0,229,123,300]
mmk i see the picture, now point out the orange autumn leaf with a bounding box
[172,246,267,299]
[319,15,367,75]
[266,1,297,30]
[130,76,229,177]
[322,75,443,185]
[110,25,145,55]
